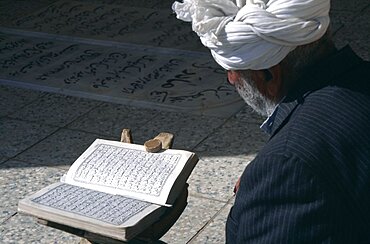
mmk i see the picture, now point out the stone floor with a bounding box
[0,0,369,243]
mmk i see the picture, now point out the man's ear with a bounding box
[227,70,241,86]
[266,64,283,98]
[252,64,283,99]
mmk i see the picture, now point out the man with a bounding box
[173,0,370,243]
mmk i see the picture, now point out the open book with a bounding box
[18,139,198,241]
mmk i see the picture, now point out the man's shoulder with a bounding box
[262,83,370,161]
[297,83,370,136]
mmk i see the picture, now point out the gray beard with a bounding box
[235,74,276,117]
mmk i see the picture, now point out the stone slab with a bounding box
[0,84,45,117]
[14,128,114,167]
[188,156,254,202]
[129,111,228,151]
[188,203,232,244]
[329,10,358,35]
[77,0,175,9]
[0,158,226,243]
[194,115,268,158]
[233,105,266,124]
[67,102,159,138]
[0,161,66,213]
[0,160,65,228]
[160,195,225,244]
[333,6,370,61]
[0,118,58,158]
[0,31,244,117]
[9,93,102,127]
[5,0,368,52]
[330,0,369,12]
[69,108,227,150]
[0,209,16,225]
[0,195,223,244]
[0,156,8,165]
[7,0,205,51]
[0,0,58,27]
[0,213,81,244]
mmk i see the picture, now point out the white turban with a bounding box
[172,0,330,70]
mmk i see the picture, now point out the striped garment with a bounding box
[226,46,370,243]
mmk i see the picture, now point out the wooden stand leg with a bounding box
[153,132,174,150]
[120,129,133,143]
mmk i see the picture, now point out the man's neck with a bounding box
[280,40,337,100]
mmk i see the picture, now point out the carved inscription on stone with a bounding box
[0,32,240,112]
[0,0,58,26]
[77,0,174,9]
[11,1,203,50]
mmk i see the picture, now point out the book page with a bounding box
[18,182,165,241]
[64,139,194,206]
[31,183,153,226]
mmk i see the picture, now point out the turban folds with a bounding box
[172,0,330,70]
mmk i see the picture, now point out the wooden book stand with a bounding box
[37,129,188,244]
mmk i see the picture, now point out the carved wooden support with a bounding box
[153,132,174,150]
[120,129,133,144]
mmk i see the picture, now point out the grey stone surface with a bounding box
[0,0,368,242]
[9,93,101,127]
[68,102,159,137]
[0,209,16,225]
[0,160,65,231]
[8,0,205,51]
[188,203,232,244]
[334,6,370,61]
[0,85,45,118]
[0,118,58,158]
[14,128,113,167]
[233,105,266,125]
[77,0,174,9]
[329,10,358,34]
[0,213,81,244]
[0,0,58,26]
[194,114,268,157]
[330,0,369,11]
[0,31,243,117]
[188,156,254,202]
[161,195,225,244]
[130,111,228,151]
[0,160,66,213]
[0,156,8,165]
